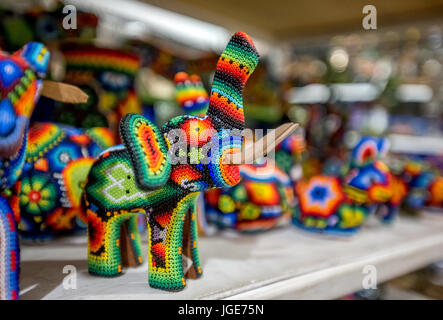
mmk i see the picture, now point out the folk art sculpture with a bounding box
[0,42,89,299]
[83,31,298,291]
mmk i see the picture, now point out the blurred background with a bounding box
[2,0,443,300]
[3,0,443,156]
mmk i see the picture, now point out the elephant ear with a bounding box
[120,113,171,189]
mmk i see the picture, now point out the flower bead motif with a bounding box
[17,124,115,240]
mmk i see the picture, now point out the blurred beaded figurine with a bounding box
[174,72,209,117]
[57,44,142,135]
[15,124,114,239]
[83,31,262,291]
[0,43,88,299]
[205,159,295,232]
[293,136,407,235]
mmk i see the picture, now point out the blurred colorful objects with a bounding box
[293,136,406,235]
[395,157,443,212]
[174,72,209,117]
[14,124,115,240]
[55,43,142,137]
[205,159,295,232]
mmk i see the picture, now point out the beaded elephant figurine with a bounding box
[292,136,407,235]
[14,124,115,240]
[83,32,261,291]
[0,42,88,299]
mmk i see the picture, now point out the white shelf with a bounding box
[19,212,443,300]
[389,134,443,155]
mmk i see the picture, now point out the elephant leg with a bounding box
[120,215,143,267]
[182,203,202,279]
[0,197,19,300]
[86,201,139,277]
[147,192,198,291]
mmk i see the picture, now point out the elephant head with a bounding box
[159,31,260,191]
[0,42,88,190]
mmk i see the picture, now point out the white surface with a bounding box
[389,134,443,155]
[19,212,443,300]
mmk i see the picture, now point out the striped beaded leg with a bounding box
[87,203,140,277]
[120,215,143,267]
[182,202,202,279]
[147,193,198,291]
[0,196,19,300]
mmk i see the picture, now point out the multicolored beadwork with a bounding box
[205,159,295,232]
[84,31,259,291]
[0,197,19,300]
[174,72,209,117]
[293,136,406,235]
[0,42,50,300]
[16,124,115,239]
[397,158,443,211]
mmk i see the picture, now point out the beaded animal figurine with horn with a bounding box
[83,31,263,291]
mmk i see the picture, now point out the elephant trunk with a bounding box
[206,31,259,131]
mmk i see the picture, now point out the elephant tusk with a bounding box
[41,80,89,104]
[223,122,299,165]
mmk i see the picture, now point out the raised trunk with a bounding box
[206,32,259,131]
